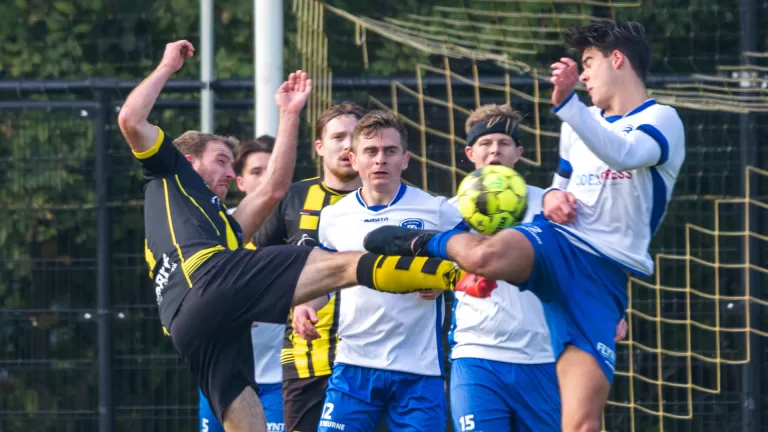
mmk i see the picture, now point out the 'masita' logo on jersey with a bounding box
[574,169,633,186]
[400,218,424,229]
[622,124,634,134]
[364,217,389,223]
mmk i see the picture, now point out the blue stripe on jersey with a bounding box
[453,220,470,231]
[552,92,575,113]
[435,295,445,376]
[636,124,669,166]
[355,183,408,211]
[319,243,338,252]
[649,167,667,236]
[557,158,573,179]
[601,99,657,122]
[447,294,457,359]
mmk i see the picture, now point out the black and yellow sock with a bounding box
[356,253,465,294]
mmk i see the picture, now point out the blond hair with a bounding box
[173,131,239,158]
[464,104,523,135]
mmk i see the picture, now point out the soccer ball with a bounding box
[455,165,528,235]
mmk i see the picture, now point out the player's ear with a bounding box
[402,151,410,169]
[611,49,624,70]
[515,145,524,158]
[235,176,247,193]
[464,145,476,164]
[313,139,324,157]
[184,154,195,164]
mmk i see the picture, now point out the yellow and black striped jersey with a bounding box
[252,177,353,379]
[134,128,242,330]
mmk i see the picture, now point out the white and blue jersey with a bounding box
[449,186,561,431]
[550,95,686,276]
[317,183,465,432]
[512,94,685,382]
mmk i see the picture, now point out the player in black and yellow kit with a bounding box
[252,103,365,432]
[119,40,467,432]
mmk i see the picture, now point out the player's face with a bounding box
[315,114,359,183]
[465,133,523,170]
[350,128,409,188]
[235,151,271,196]
[192,141,236,201]
[579,47,618,109]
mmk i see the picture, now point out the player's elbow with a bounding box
[117,107,141,134]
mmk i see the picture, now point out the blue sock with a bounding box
[425,229,463,260]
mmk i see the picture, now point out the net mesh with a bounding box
[294,1,768,431]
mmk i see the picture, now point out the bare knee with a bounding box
[457,231,532,283]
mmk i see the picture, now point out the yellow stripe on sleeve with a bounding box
[133,126,165,160]
[145,239,157,279]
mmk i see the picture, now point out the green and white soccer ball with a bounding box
[455,165,528,235]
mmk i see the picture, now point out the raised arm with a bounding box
[232,71,312,241]
[117,40,194,153]
[550,58,664,172]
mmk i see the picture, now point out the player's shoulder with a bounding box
[643,102,683,127]
[287,176,322,195]
[321,188,359,215]
[403,185,444,204]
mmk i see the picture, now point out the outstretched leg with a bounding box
[291,249,465,305]
[364,226,535,285]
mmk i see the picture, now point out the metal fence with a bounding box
[0,76,765,432]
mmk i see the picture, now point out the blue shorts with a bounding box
[513,215,628,382]
[318,363,447,432]
[450,358,560,432]
[199,383,283,431]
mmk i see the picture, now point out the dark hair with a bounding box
[315,102,367,140]
[352,110,408,151]
[234,134,274,176]
[564,20,651,80]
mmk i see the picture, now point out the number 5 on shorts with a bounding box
[322,403,335,420]
[459,414,475,431]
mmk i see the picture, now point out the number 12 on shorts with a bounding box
[459,414,475,431]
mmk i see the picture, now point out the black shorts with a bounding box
[282,375,329,432]
[168,245,312,423]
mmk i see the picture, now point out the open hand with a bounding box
[159,40,194,73]
[292,304,320,341]
[275,70,312,114]
[543,189,578,224]
[550,57,579,106]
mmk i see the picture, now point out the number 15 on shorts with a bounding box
[459,414,475,431]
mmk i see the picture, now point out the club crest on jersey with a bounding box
[400,218,424,230]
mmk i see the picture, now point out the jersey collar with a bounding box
[601,99,656,124]
[355,183,407,212]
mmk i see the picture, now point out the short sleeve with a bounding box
[252,198,288,246]
[317,206,337,251]
[133,127,187,180]
[438,197,469,231]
